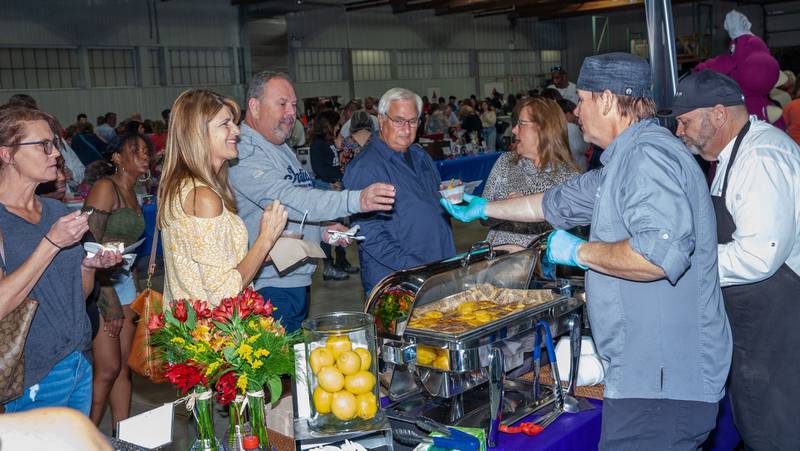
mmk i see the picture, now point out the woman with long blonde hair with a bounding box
[157,90,287,306]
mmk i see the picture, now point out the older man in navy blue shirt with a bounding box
[344,88,456,296]
[442,53,731,450]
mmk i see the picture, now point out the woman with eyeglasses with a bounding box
[0,105,121,415]
[482,97,581,250]
[83,133,150,428]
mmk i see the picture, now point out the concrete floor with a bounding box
[102,220,489,449]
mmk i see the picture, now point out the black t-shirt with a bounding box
[310,138,342,183]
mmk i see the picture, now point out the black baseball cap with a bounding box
[669,70,745,117]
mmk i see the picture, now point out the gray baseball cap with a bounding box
[576,52,653,98]
[669,70,745,117]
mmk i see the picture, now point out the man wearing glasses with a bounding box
[344,87,456,296]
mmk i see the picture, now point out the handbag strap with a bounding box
[146,209,159,289]
[0,225,5,270]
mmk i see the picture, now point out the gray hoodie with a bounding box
[229,124,362,289]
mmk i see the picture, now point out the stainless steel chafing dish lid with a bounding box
[365,241,542,339]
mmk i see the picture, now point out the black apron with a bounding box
[712,121,800,450]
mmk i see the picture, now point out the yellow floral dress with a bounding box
[162,179,248,306]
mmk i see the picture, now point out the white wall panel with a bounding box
[0,0,239,47]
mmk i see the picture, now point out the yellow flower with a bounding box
[191,324,212,343]
[205,361,221,377]
[236,343,253,360]
[170,337,185,346]
[258,317,274,330]
[246,333,262,344]
[237,374,248,392]
[252,360,264,369]
[248,320,257,329]
[184,344,197,353]
[254,349,270,359]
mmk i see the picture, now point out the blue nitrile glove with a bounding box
[439,193,488,223]
[540,252,557,280]
[546,230,588,269]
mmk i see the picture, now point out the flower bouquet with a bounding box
[149,289,299,451]
[210,289,300,449]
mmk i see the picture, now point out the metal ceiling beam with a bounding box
[391,0,444,13]
[513,0,644,19]
[345,0,391,11]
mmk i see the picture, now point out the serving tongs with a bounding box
[394,416,480,451]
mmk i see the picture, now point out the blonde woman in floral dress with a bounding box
[158,90,287,306]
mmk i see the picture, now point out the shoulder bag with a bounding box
[0,228,39,405]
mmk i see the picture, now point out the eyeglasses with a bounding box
[512,119,535,128]
[384,114,421,129]
[10,137,62,156]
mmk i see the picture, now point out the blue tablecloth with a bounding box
[436,152,502,196]
[138,202,162,257]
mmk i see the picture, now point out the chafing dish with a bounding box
[364,240,585,443]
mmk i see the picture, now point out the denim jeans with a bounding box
[3,351,93,416]
[482,127,497,152]
[257,286,310,333]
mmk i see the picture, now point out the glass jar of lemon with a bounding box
[301,312,383,433]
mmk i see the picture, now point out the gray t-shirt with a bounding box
[0,198,92,388]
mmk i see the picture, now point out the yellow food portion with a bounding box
[326,335,353,359]
[354,347,372,371]
[457,302,478,315]
[433,353,450,371]
[331,391,358,421]
[317,366,345,393]
[344,370,376,395]
[416,345,437,365]
[336,350,362,376]
[309,348,334,375]
[356,392,378,420]
[423,311,443,319]
[313,387,333,414]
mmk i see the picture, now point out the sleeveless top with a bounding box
[161,179,248,306]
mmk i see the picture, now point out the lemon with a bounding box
[353,347,372,371]
[344,370,376,395]
[317,366,345,393]
[331,391,357,421]
[326,335,353,359]
[313,386,333,414]
[356,392,378,420]
[416,345,436,365]
[433,354,449,371]
[309,347,334,375]
[336,350,362,376]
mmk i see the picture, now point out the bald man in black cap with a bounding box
[443,53,731,449]
[674,70,800,450]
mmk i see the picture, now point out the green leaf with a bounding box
[165,308,180,327]
[223,346,237,362]
[267,376,282,405]
[185,300,196,329]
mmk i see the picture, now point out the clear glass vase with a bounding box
[302,312,384,433]
[247,390,269,451]
[190,387,222,451]
[224,395,252,451]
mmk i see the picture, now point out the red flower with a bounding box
[215,371,237,405]
[164,362,206,394]
[172,300,188,323]
[212,297,236,322]
[263,300,274,316]
[147,313,165,330]
[191,299,212,319]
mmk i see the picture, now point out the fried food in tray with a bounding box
[406,283,558,334]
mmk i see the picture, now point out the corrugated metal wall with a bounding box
[0,0,243,125]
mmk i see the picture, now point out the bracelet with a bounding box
[44,235,62,250]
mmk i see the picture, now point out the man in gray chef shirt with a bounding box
[442,53,732,449]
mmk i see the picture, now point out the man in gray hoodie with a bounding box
[229,71,396,332]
